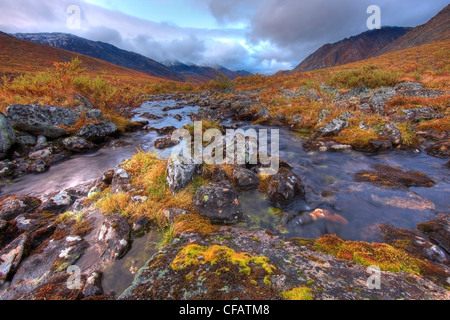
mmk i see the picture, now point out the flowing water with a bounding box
[1,99,449,295]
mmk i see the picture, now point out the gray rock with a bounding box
[359,121,369,130]
[0,112,16,159]
[231,166,259,190]
[29,159,48,174]
[369,140,393,152]
[0,194,41,221]
[267,168,306,207]
[154,136,179,149]
[0,160,15,178]
[305,88,322,101]
[316,109,330,126]
[42,190,73,213]
[36,135,47,145]
[316,112,354,137]
[376,122,402,146]
[288,115,303,127]
[82,271,104,297]
[368,87,395,114]
[98,214,130,260]
[256,107,271,120]
[0,234,28,281]
[402,107,442,122]
[394,82,424,92]
[15,131,36,147]
[193,182,241,223]
[6,104,81,138]
[63,136,96,153]
[166,154,198,194]
[110,168,132,194]
[78,121,118,142]
[163,208,189,222]
[339,86,372,101]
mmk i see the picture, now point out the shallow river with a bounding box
[1,100,449,295]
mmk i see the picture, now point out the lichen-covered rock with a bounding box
[78,121,118,142]
[15,131,36,147]
[0,194,41,221]
[376,122,402,146]
[418,214,450,256]
[110,168,132,194]
[315,112,354,137]
[0,112,16,159]
[368,87,395,114]
[303,139,352,152]
[166,154,198,194]
[193,182,241,223]
[97,214,130,260]
[267,168,305,207]
[63,136,96,153]
[42,190,73,213]
[82,271,104,297]
[231,166,259,190]
[338,86,373,101]
[0,234,28,282]
[6,104,81,138]
[119,228,449,300]
[354,165,435,189]
[154,136,178,149]
[425,140,450,158]
[402,107,442,122]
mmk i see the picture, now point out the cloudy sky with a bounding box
[0,0,447,74]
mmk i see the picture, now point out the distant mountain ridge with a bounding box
[12,33,251,82]
[289,27,411,74]
[376,4,450,55]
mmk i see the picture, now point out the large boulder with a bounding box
[193,182,241,223]
[78,121,118,142]
[267,168,306,207]
[316,111,354,137]
[6,104,81,139]
[166,154,198,194]
[0,194,41,221]
[0,112,16,159]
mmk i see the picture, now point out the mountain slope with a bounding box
[0,31,163,84]
[377,4,450,55]
[290,27,410,74]
[13,32,184,81]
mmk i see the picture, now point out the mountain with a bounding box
[289,27,410,74]
[13,32,184,81]
[377,4,450,55]
[0,31,162,84]
[163,61,252,82]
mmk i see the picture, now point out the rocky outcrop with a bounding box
[6,104,81,138]
[267,168,305,207]
[376,122,402,146]
[119,227,449,300]
[193,182,241,223]
[0,233,29,282]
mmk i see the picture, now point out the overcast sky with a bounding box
[0,0,447,74]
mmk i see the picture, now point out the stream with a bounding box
[1,99,449,295]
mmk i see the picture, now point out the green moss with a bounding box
[312,235,427,275]
[170,244,276,279]
[252,237,261,243]
[281,287,314,300]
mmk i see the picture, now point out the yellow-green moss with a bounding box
[312,235,422,274]
[281,287,314,300]
[170,244,276,278]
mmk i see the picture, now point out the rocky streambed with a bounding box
[0,88,449,300]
